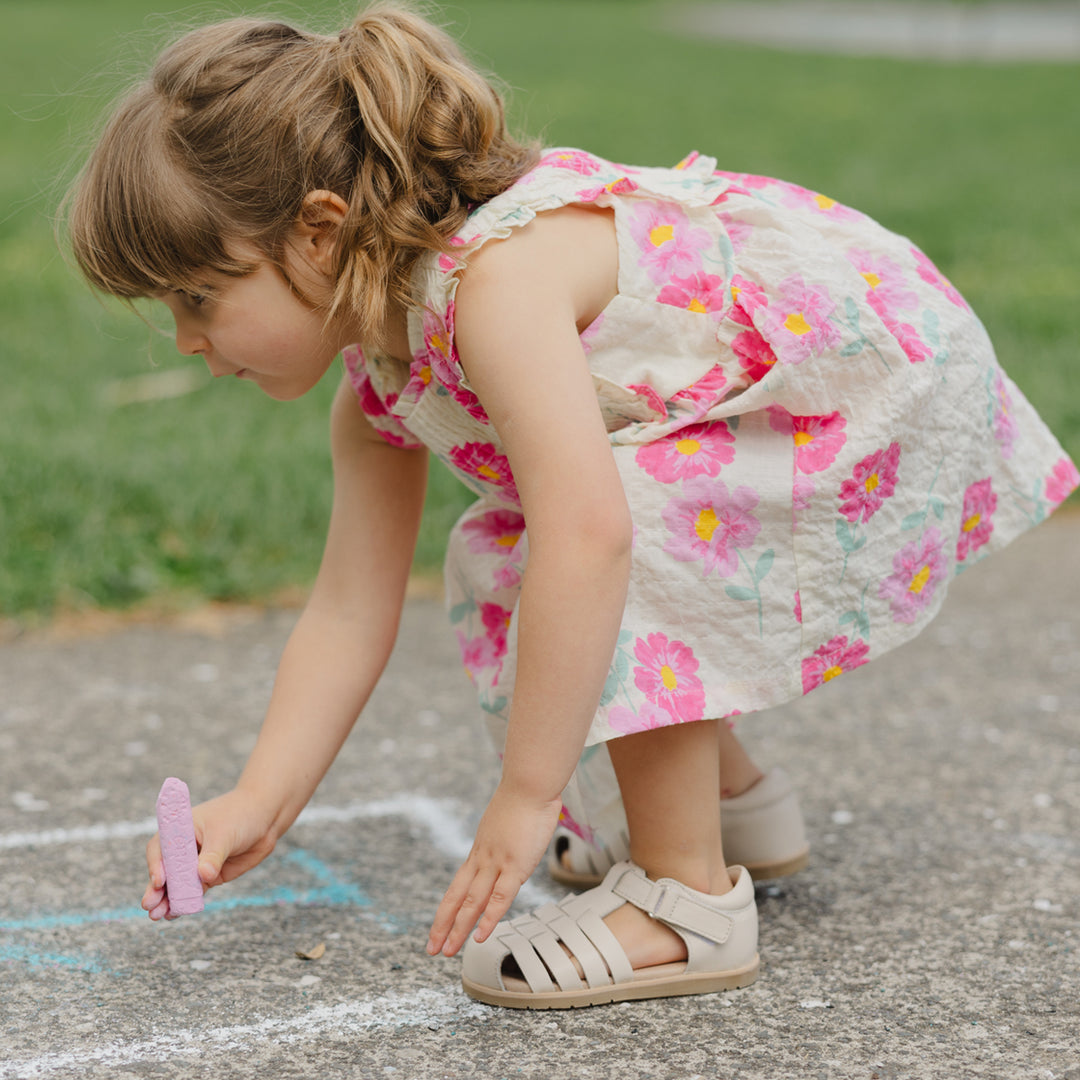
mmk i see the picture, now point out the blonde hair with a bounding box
[65,2,539,342]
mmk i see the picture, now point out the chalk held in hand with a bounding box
[155,777,204,916]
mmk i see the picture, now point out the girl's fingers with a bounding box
[141,883,166,911]
[144,834,167,916]
[428,865,496,957]
[148,897,169,921]
[426,872,470,954]
[145,834,164,890]
[471,873,518,944]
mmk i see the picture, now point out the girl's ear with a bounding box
[291,190,351,273]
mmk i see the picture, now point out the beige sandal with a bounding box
[461,861,759,1009]
[548,767,809,888]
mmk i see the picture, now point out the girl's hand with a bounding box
[426,783,563,958]
[141,788,277,920]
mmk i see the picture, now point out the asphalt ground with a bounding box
[1,508,1078,1080]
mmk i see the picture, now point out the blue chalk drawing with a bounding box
[0,845,401,974]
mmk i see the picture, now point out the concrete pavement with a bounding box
[1,510,1078,1079]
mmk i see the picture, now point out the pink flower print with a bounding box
[606,176,638,195]
[713,170,773,192]
[556,805,594,845]
[671,363,730,414]
[539,149,602,176]
[657,271,727,316]
[838,442,902,524]
[992,372,1018,460]
[579,312,606,355]
[480,601,514,656]
[729,276,768,325]
[910,248,969,310]
[661,476,761,577]
[609,700,676,735]
[343,347,385,411]
[801,635,870,694]
[343,349,419,448]
[878,527,948,624]
[461,508,526,556]
[1046,457,1080,507]
[629,203,712,284]
[794,590,803,624]
[626,383,667,418]
[455,630,501,685]
[493,561,524,591]
[761,275,841,365]
[400,354,434,404]
[794,475,815,516]
[848,249,918,316]
[732,328,779,384]
[632,633,706,723]
[448,442,520,504]
[956,478,997,562]
[404,303,461,405]
[355,368,391,420]
[576,176,640,201]
[767,406,848,475]
[887,316,933,364]
[422,303,460,389]
[781,183,862,221]
[635,421,736,483]
[674,151,700,171]
[716,212,752,254]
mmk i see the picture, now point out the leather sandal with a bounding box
[548,768,809,888]
[461,861,759,1009]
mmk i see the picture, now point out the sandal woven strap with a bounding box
[609,865,734,944]
[491,896,635,992]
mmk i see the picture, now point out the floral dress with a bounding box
[344,148,1078,842]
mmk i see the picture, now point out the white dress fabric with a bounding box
[344,149,1077,844]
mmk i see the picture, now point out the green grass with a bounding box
[2,0,1077,617]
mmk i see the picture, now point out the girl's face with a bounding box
[157,238,356,402]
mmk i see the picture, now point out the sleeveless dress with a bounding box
[344,149,1077,842]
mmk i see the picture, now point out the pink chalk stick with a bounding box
[155,777,204,915]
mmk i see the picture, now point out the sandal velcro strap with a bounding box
[610,866,734,944]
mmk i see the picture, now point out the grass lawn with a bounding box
[1,0,1077,618]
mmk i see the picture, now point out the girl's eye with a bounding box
[174,288,212,308]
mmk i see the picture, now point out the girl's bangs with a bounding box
[69,98,256,299]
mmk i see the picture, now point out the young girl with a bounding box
[66,3,1077,1010]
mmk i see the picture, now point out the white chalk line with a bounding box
[0,986,492,1078]
[0,795,459,851]
[0,794,559,908]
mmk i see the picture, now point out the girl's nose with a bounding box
[173,316,209,359]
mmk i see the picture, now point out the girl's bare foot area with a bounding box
[603,900,688,968]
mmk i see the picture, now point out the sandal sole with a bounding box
[547,847,810,890]
[462,955,759,1010]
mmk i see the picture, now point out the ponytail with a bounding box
[330,3,539,340]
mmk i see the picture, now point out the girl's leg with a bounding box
[717,722,765,799]
[601,717,733,968]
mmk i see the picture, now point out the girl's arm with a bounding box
[427,205,633,955]
[143,377,427,916]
